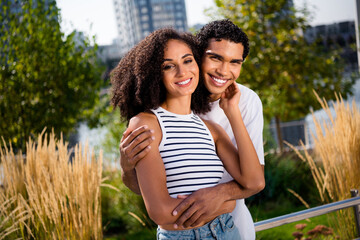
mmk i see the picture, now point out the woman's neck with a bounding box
[160,95,192,115]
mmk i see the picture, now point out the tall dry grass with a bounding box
[287,91,360,239]
[0,130,104,239]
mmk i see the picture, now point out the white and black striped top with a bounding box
[151,107,224,198]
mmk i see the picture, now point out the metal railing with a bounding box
[255,189,360,237]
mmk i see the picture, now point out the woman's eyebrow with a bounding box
[163,53,193,62]
[181,53,193,58]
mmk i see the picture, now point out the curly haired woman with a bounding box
[111,28,262,239]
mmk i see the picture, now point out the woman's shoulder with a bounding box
[129,111,162,145]
[129,111,158,129]
[201,118,226,141]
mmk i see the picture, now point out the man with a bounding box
[120,19,265,239]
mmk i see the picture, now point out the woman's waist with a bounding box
[158,213,232,231]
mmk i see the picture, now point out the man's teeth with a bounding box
[177,78,191,85]
[212,76,227,84]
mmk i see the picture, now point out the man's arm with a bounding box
[120,125,154,194]
[173,166,264,228]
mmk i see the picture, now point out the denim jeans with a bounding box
[157,213,240,240]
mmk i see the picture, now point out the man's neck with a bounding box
[210,93,222,102]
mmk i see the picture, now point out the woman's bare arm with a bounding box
[128,113,191,227]
[205,83,265,192]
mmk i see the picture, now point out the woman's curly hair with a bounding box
[111,28,210,122]
[196,19,250,60]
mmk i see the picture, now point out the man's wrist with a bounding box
[121,167,136,179]
[214,181,242,202]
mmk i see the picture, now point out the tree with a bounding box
[212,0,356,152]
[0,0,105,150]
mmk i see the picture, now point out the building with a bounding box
[113,0,188,55]
[304,21,358,71]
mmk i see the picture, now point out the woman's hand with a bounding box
[219,82,241,114]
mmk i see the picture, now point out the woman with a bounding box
[111,28,263,239]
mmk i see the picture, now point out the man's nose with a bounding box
[216,62,229,76]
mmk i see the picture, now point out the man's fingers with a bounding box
[121,126,153,155]
[172,197,193,216]
[174,207,197,229]
[128,133,154,162]
[131,145,151,165]
[183,211,203,228]
[176,195,188,199]
[121,127,132,143]
[190,213,206,228]
[131,134,154,155]
[121,125,150,147]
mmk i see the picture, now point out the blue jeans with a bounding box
[157,213,240,240]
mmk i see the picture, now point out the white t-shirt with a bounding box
[200,83,264,240]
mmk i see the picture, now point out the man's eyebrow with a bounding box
[205,52,224,60]
[232,58,244,63]
[205,51,243,62]
[163,53,193,62]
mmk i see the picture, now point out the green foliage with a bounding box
[247,147,339,238]
[247,151,319,216]
[0,0,105,150]
[99,107,127,163]
[212,0,356,122]
[101,169,156,238]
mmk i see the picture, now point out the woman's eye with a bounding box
[184,59,193,64]
[163,65,173,70]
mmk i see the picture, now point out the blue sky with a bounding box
[57,0,356,45]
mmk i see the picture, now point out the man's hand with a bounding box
[172,186,236,229]
[120,125,154,194]
[219,82,241,112]
[120,125,154,172]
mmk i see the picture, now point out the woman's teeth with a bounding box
[177,78,191,85]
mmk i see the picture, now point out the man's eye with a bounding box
[210,56,220,61]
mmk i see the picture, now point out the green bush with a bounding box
[248,152,319,220]
[101,169,156,237]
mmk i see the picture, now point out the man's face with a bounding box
[201,38,244,101]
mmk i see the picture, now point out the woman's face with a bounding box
[161,39,199,99]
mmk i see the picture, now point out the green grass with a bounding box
[250,200,340,240]
[255,214,337,239]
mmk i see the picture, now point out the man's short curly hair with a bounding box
[111,28,210,122]
[196,19,250,59]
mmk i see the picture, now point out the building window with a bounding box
[141,7,148,13]
[153,5,161,12]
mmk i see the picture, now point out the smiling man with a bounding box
[119,19,265,240]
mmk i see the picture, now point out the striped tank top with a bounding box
[151,107,224,198]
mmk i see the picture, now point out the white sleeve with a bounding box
[244,93,265,165]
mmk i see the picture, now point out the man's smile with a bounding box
[209,74,229,86]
